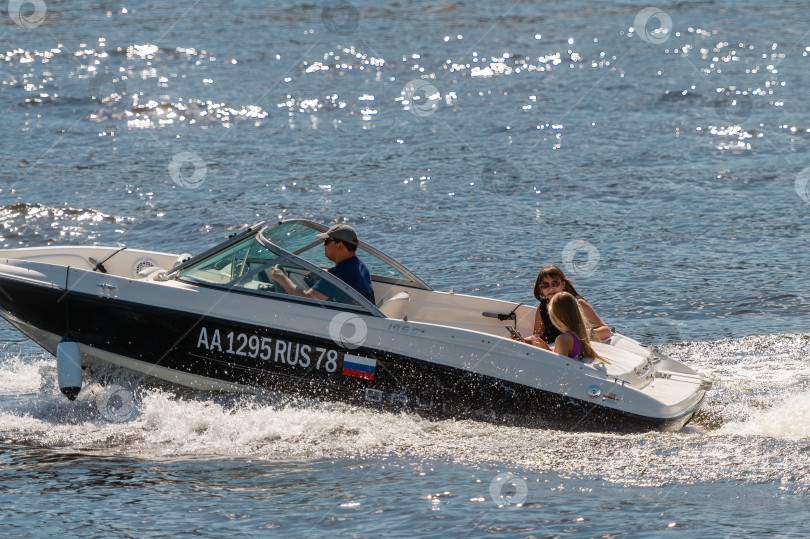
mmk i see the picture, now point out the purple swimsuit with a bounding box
[565,331,582,359]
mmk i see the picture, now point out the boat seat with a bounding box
[378,291,410,319]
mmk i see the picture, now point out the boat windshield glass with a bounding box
[175,234,361,307]
[260,221,420,286]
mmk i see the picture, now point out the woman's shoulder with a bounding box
[565,329,582,342]
[555,331,574,343]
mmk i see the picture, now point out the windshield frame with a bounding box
[169,218,432,314]
[265,219,432,291]
[167,220,266,277]
[172,223,382,315]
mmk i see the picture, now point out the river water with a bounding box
[1,1,809,536]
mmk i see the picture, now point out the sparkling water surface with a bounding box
[2,1,809,536]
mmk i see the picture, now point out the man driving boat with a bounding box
[269,223,375,304]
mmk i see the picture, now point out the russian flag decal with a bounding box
[342,354,376,381]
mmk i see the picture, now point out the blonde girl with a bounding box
[547,292,604,361]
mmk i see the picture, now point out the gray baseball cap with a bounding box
[316,224,359,245]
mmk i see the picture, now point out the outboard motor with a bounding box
[57,334,82,400]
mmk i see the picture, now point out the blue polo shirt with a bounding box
[314,255,375,304]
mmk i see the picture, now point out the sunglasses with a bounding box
[539,279,561,289]
[324,238,341,245]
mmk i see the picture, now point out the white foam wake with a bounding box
[0,354,51,394]
[716,390,810,440]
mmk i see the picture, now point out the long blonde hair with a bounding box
[548,292,603,361]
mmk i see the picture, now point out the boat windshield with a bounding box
[175,233,366,309]
[260,220,429,289]
[173,220,429,312]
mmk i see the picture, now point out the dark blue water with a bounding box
[2,1,809,536]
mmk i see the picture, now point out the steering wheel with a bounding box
[303,271,320,288]
[256,265,287,293]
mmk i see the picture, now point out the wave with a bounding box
[0,203,133,248]
[1,333,809,489]
[716,390,810,440]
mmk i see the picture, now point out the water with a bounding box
[2,0,809,535]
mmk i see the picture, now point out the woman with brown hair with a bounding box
[522,265,611,348]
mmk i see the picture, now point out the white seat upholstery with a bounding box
[378,291,410,319]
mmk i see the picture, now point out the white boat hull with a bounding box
[0,231,710,431]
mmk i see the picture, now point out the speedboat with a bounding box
[0,219,711,431]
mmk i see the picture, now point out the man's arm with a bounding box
[269,266,328,301]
